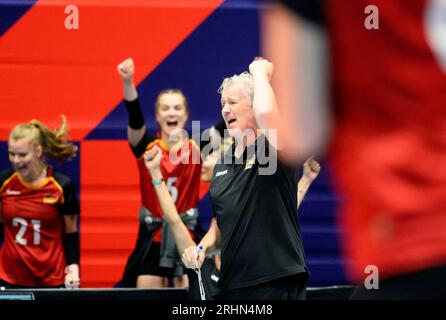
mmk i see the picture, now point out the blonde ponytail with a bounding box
[10,115,77,162]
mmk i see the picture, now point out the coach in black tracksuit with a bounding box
[182,59,309,300]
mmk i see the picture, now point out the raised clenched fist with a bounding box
[303,157,321,182]
[117,58,135,81]
[249,57,274,82]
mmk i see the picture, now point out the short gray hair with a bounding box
[218,71,254,102]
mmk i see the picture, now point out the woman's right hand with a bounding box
[182,245,206,269]
[144,146,163,173]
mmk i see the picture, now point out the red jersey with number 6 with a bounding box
[0,168,79,287]
[135,138,202,242]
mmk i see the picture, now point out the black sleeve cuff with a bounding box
[124,97,145,129]
[63,232,80,265]
[130,130,156,158]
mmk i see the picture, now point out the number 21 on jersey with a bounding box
[12,217,41,245]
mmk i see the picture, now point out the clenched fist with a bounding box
[182,245,206,270]
[303,157,321,182]
[249,57,274,82]
[117,58,135,81]
[144,146,163,173]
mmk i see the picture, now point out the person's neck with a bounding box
[234,131,260,159]
[23,163,47,185]
[161,131,189,150]
[161,132,181,149]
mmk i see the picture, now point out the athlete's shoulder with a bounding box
[51,170,73,189]
[52,170,79,213]
[0,168,15,186]
[147,138,163,152]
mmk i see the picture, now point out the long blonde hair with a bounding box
[9,115,77,162]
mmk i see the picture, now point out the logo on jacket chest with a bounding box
[215,169,228,177]
[5,189,21,196]
[244,154,256,170]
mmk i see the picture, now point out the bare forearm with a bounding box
[169,223,196,254]
[251,70,287,157]
[253,73,276,117]
[199,218,220,253]
[123,79,138,102]
[297,177,312,209]
[150,169,196,253]
[150,169,177,225]
[252,72,281,133]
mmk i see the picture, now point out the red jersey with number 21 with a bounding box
[0,168,79,287]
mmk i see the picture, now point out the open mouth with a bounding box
[167,120,178,127]
[227,118,236,126]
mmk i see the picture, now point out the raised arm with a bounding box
[144,147,196,255]
[298,157,321,209]
[145,146,221,270]
[249,58,284,152]
[117,58,146,147]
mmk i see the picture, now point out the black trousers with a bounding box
[349,264,446,300]
[214,273,307,300]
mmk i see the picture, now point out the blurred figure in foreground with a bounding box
[261,0,446,299]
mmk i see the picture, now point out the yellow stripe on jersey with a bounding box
[158,139,171,152]
[190,139,201,154]
[138,138,200,161]
[137,139,162,161]
[16,172,52,190]
[50,177,65,204]
[43,196,59,204]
